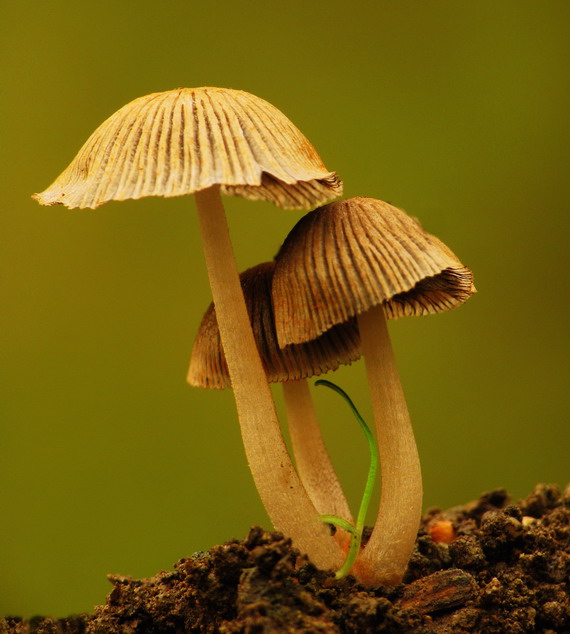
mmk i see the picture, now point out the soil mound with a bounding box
[3,483,568,633]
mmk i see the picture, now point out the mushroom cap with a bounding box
[272,197,475,346]
[33,87,342,210]
[188,261,360,389]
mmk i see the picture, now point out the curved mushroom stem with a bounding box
[282,379,353,549]
[194,186,342,570]
[355,304,422,586]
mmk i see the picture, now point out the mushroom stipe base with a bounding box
[6,484,568,633]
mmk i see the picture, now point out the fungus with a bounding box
[188,260,360,546]
[272,196,475,585]
[33,87,344,569]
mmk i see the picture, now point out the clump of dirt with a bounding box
[2,483,569,633]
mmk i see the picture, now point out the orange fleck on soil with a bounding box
[429,520,456,544]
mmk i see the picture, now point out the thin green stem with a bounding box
[316,380,379,579]
[319,515,358,535]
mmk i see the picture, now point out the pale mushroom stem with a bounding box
[193,185,342,570]
[355,304,423,586]
[282,379,354,548]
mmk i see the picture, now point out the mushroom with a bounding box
[272,196,475,585]
[188,260,361,547]
[33,87,344,569]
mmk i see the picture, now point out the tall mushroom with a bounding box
[188,260,360,547]
[33,87,344,569]
[272,196,475,585]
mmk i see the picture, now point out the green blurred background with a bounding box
[1,0,568,618]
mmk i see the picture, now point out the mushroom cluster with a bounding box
[34,88,474,586]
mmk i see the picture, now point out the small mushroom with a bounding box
[272,196,475,585]
[33,88,344,569]
[189,260,360,545]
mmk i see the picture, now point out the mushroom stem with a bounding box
[355,304,422,586]
[193,185,342,570]
[282,379,353,548]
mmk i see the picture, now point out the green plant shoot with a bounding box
[315,379,379,579]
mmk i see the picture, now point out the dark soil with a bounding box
[2,483,569,633]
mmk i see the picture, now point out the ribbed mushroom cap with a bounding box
[33,87,342,210]
[273,197,475,346]
[188,261,360,389]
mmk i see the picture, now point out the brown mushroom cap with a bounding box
[33,87,342,210]
[188,261,360,389]
[272,197,475,346]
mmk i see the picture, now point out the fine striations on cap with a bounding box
[273,197,475,346]
[33,87,342,210]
